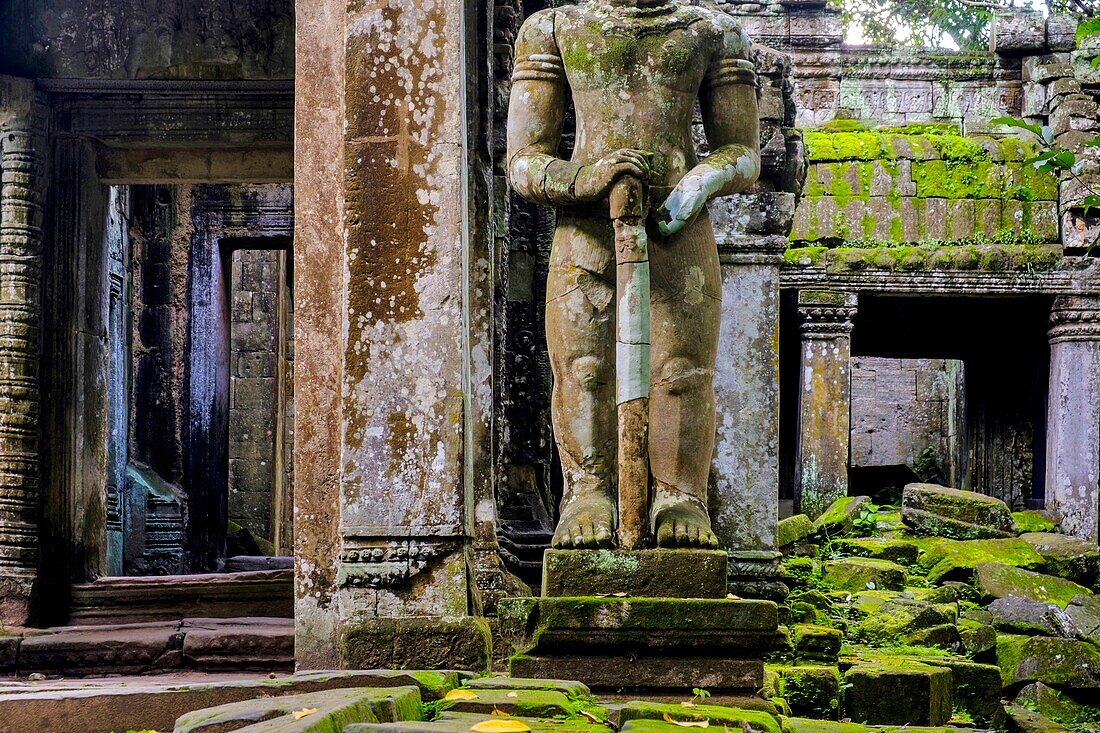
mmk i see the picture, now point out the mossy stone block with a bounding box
[1012,511,1058,534]
[956,619,997,660]
[1019,532,1100,587]
[813,496,873,537]
[353,713,616,733]
[779,514,816,549]
[793,624,842,662]
[901,623,962,651]
[996,633,1100,690]
[850,598,956,645]
[919,656,1003,726]
[542,549,728,598]
[911,160,1003,199]
[1013,682,1089,723]
[844,662,953,726]
[823,558,907,592]
[973,563,1092,609]
[772,664,842,718]
[1002,705,1073,733]
[619,701,781,733]
[917,538,1045,584]
[782,720,870,733]
[902,484,1015,540]
[464,676,590,698]
[833,538,920,565]
[439,689,576,718]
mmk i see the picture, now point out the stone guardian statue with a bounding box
[506,0,761,549]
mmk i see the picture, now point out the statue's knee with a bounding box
[571,355,608,391]
[655,356,708,395]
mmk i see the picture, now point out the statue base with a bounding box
[497,550,780,691]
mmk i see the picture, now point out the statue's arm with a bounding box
[507,10,650,207]
[655,19,761,236]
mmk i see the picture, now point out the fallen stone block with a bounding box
[438,688,576,718]
[813,496,872,537]
[509,654,761,691]
[462,676,589,697]
[988,596,1078,637]
[1004,704,1073,733]
[340,617,492,672]
[917,538,1044,584]
[832,538,919,565]
[850,596,956,645]
[1019,532,1100,587]
[175,685,423,733]
[792,624,842,662]
[919,656,1003,726]
[843,662,952,726]
[901,623,962,652]
[958,620,997,660]
[779,514,816,550]
[771,664,841,718]
[1013,681,1090,723]
[618,700,782,733]
[351,714,613,733]
[19,621,182,674]
[902,484,1015,539]
[822,558,906,592]
[974,563,1092,609]
[996,634,1100,691]
[1012,511,1058,534]
[1064,594,1100,640]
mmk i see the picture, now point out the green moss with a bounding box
[818,244,1063,274]
[916,538,1045,584]
[784,247,828,266]
[620,702,781,733]
[1012,511,1058,534]
[1077,18,1100,43]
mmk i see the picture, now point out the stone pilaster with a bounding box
[796,290,857,520]
[1045,295,1100,542]
[710,197,791,600]
[0,77,44,626]
[294,0,490,669]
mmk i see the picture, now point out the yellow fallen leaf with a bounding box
[507,692,519,698]
[612,592,628,597]
[492,708,509,716]
[446,690,481,701]
[471,720,533,733]
[680,702,697,708]
[664,713,709,728]
[292,707,318,720]
[580,710,605,725]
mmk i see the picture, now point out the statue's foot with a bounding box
[552,493,615,549]
[654,498,719,548]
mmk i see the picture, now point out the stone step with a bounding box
[541,549,729,598]
[510,654,762,692]
[69,569,293,625]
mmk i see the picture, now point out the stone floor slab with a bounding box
[511,654,762,691]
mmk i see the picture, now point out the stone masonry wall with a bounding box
[228,247,293,550]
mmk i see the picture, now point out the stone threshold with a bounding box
[69,568,293,625]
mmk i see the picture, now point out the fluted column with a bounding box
[0,78,43,625]
[796,290,857,520]
[1045,295,1100,541]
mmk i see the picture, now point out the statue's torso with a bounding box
[552,2,728,187]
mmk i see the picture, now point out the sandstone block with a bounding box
[181,617,294,669]
[974,563,1092,608]
[779,514,816,550]
[996,634,1100,690]
[813,496,873,539]
[792,624,842,662]
[822,558,906,592]
[988,596,1078,636]
[843,662,952,726]
[510,654,761,691]
[438,689,574,718]
[463,676,589,698]
[620,701,781,733]
[832,538,919,565]
[339,617,492,672]
[541,549,727,598]
[1004,705,1073,733]
[902,483,1015,539]
[1019,532,1100,587]
[771,664,841,718]
[19,622,181,674]
[917,538,1044,584]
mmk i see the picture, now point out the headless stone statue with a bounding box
[506,0,761,549]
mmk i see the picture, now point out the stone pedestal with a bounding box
[796,290,858,520]
[1045,296,1100,541]
[710,199,790,600]
[499,550,779,691]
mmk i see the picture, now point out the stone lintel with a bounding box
[542,549,728,598]
[96,144,294,184]
[338,616,492,672]
[511,654,762,692]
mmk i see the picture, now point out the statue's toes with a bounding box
[551,528,574,549]
[593,524,613,547]
[675,520,690,545]
[656,520,675,547]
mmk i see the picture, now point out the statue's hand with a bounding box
[574,149,651,203]
[654,165,725,236]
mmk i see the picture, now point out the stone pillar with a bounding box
[294,0,490,669]
[709,197,789,600]
[796,290,857,520]
[1045,295,1100,542]
[0,76,43,626]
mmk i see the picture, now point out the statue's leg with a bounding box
[648,215,721,548]
[546,216,617,548]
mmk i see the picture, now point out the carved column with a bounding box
[1045,295,1100,542]
[294,0,490,669]
[796,290,857,520]
[710,197,790,600]
[0,77,44,625]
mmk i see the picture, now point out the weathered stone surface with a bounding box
[996,634,1100,690]
[770,664,841,718]
[958,621,998,660]
[850,595,956,646]
[974,563,1093,609]
[439,689,575,718]
[822,558,906,592]
[463,677,589,698]
[541,550,727,598]
[1004,705,1073,733]
[175,685,422,733]
[901,623,962,651]
[988,596,1078,636]
[917,538,1045,584]
[340,618,492,672]
[499,597,779,655]
[180,617,294,669]
[19,622,181,675]
[619,701,781,733]
[224,555,294,572]
[1019,532,1100,587]
[843,662,952,726]
[781,719,869,733]
[1013,511,1058,534]
[1014,682,1088,723]
[833,538,919,565]
[510,654,762,691]
[813,496,872,538]
[792,624,842,662]
[902,484,1015,539]
[919,657,1003,726]
[779,515,816,549]
[1063,594,1100,639]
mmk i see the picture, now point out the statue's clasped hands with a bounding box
[577,148,735,237]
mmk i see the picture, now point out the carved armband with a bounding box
[703,58,757,91]
[512,52,566,84]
